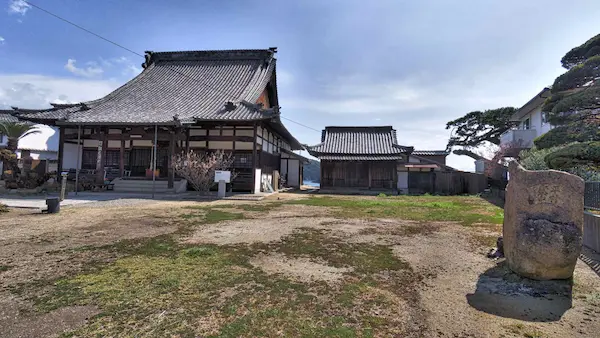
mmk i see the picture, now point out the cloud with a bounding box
[97,56,142,77]
[123,64,142,77]
[0,36,4,44]
[8,0,31,15]
[64,59,104,78]
[0,74,119,109]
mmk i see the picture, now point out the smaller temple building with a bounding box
[306,126,451,194]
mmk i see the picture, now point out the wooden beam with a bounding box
[119,138,125,176]
[252,123,257,193]
[187,135,254,142]
[168,131,175,189]
[368,162,372,189]
[57,127,65,177]
[185,128,190,153]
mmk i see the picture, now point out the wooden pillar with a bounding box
[57,127,65,178]
[251,123,258,193]
[96,128,107,183]
[368,161,372,189]
[119,138,125,177]
[168,130,175,189]
[185,128,190,153]
[320,160,324,187]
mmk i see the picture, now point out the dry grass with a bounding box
[3,195,599,337]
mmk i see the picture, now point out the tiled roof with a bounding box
[412,150,449,156]
[15,49,279,125]
[306,126,412,159]
[319,154,406,161]
[0,110,20,123]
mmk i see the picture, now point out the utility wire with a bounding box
[24,0,322,134]
[280,116,321,133]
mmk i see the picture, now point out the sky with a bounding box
[1,0,600,171]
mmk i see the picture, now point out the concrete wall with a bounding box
[584,211,600,253]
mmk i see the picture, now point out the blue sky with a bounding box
[1,0,600,170]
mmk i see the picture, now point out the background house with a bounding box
[306,126,452,194]
[0,111,59,174]
[499,87,552,155]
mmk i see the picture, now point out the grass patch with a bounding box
[0,265,12,272]
[505,323,545,338]
[287,195,503,226]
[204,209,245,223]
[27,229,422,337]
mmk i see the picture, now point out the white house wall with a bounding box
[520,106,553,135]
[63,143,82,170]
[18,125,59,152]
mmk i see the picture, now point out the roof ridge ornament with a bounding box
[142,51,153,69]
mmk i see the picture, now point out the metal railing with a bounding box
[585,182,600,210]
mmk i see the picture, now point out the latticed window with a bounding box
[233,153,253,168]
[105,150,120,167]
[82,149,97,169]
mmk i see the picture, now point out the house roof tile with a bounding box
[0,110,20,123]
[14,49,279,125]
[306,126,412,159]
[412,150,450,156]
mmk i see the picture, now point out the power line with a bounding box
[24,1,143,58]
[23,0,238,101]
[280,116,321,133]
[23,0,322,134]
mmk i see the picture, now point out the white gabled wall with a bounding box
[518,106,553,137]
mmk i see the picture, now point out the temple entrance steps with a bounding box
[111,178,187,193]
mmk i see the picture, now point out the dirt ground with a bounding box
[0,194,599,337]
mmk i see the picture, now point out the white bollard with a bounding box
[217,180,226,198]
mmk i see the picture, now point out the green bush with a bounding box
[534,123,600,149]
[519,146,565,170]
[0,203,8,213]
[544,141,600,170]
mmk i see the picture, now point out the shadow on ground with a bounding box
[467,260,572,322]
[580,246,600,278]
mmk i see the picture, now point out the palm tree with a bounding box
[0,122,41,152]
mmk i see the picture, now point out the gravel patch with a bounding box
[66,198,159,209]
[250,252,351,283]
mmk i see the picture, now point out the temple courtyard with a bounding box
[0,194,599,337]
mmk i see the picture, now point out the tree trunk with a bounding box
[453,149,485,161]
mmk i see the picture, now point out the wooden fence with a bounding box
[408,171,487,195]
[584,211,600,253]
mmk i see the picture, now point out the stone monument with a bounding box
[503,162,584,280]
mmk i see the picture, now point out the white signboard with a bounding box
[214,170,231,183]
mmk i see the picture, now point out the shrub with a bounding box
[519,145,565,170]
[0,203,8,213]
[544,141,600,170]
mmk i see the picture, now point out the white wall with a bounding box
[519,106,553,136]
[62,143,82,170]
[18,125,59,152]
[254,168,262,193]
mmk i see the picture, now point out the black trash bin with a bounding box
[46,198,60,214]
